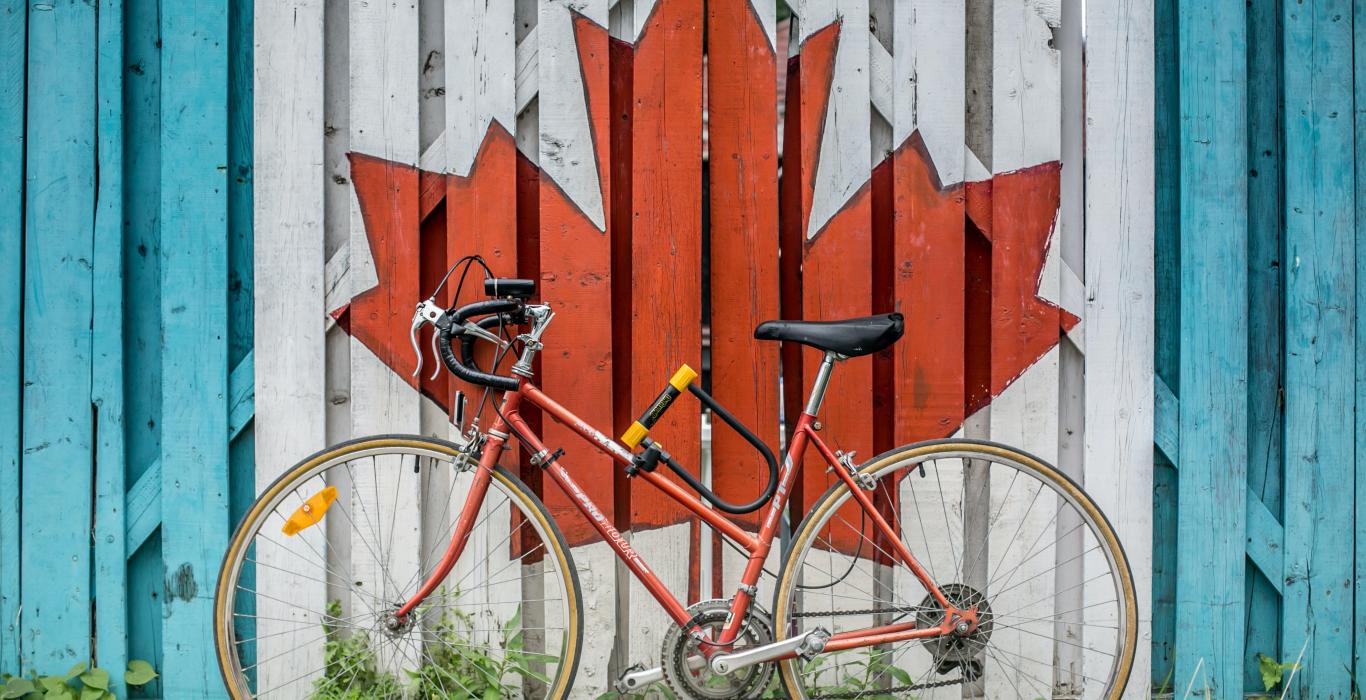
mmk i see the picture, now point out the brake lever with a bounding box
[461,320,510,349]
[410,299,447,378]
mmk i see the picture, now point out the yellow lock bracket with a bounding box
[621,364,698,449]
[282,485,339,536]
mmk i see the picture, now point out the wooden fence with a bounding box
[256,0,1154,696]
[1151,0,1366,697]
[0,0,253,696]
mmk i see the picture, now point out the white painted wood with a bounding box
[892,0,966,185]
[797,0,872,239]
[537,0,607,231]
[445,0,515,175]
[347,0,423,676]
[253,0,327,692]
[1084,0,1155,695]
[515,26,540,115]
[987,0,1062,692]
[419,0,445,156]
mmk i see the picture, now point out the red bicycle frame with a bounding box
[397,355,975,657]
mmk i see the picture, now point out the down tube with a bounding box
[504,410,694,627]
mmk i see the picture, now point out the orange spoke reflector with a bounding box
[282,486,339,536]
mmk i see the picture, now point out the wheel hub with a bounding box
[918,583,993,675]
[380,608,415,638]
[662,599,775,700]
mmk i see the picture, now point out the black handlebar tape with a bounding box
[438,327,519,392]
[620,364,699,449]
[458,314,507,374]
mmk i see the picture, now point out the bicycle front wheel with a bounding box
[214,435,583,699]
[773,439,1136,700]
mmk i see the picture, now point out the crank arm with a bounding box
[709,627,831,675]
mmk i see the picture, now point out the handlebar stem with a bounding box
[510,305,554,378]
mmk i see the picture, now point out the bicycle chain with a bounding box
[809,676,965,698]
[791,605,928,618]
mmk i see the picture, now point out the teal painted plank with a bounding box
[1176,0,1249,695]
[92,0,128,693]
[1280,0,1355,695]
[21,0,97,672]
[1356,0,1366,687]
[1151,0,1180,685]
[122,0,163,686]
[228,351,254,439]
[1153,376,1178,462]
[228,0,252,371]
[158,0,231,692]
[124,459,161,557]
[0,0,24,674]
[1244,0,1283,689]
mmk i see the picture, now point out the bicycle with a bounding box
[215,259,1136,699]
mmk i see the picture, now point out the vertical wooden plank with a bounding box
[626,0,704,660]
[536,1,617,689]
[1150,0,1179,685]
[443,0,518,411]
[1279,0,1355,692]
[254,0,326,691]
[891,0,966,448]
[92,0,128,692]
[1356,0,1366,687]
[0,0,22,673]
[347,0,422,679]
[1176,0,1248,694]
[158,0,230,691]
[21,0,97,672]
[1244,0,1284,686]
[122,0,165,680]
[985,0,1062,692]
[707,0,779,538]
[1084,0,1156,695]
[793,0,873,508]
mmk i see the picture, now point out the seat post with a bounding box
[803,352,842,416]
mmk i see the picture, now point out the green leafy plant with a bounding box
[1,660,157,700]
[310,598,559,699]
[1257,652,1299,693]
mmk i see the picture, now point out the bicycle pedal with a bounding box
[614,663,662,693]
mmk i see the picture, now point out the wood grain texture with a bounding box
[1280,0,1355,692]
[537,2,616,542]
[1176,0,1248,694]
[706,0,780,534]
[254,0,326,691]
[0,0,22,674]
[92,0,128,691]
[21,0,97,672]
[158,0,232,689]
[793,9,874,511]
[1083,0,1155,694]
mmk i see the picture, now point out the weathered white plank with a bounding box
[1084,0,1155,695]
[892,0,966,185]
[445,0,514,175]
[348,0,423,676]
[538,0,607,231]
[797,0,872,239]
[252,0,327,691]
[987,0,1062,694]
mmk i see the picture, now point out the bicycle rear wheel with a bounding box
[214,435,582,699]
[773,439,1136,700]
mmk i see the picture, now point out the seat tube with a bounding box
[804,352,840,416]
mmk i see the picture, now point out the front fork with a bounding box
[393,426,506,620]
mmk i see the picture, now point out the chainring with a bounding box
[661,599,775,700]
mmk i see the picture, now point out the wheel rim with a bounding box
[775,445,1134,700]
[217,442,576,699]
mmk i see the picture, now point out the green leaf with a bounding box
[1258,653,1298,692]
[78,688,103,700]
[60,666,83,684]
[123,660,158,687]
[75,669,107,693]
[34,678,64,694]
[2,678,35,699]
